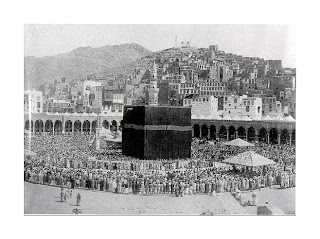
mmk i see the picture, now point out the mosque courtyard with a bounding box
[24,182,295,215]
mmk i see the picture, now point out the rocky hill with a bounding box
[24,43,152,88]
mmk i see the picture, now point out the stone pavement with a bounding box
[24,182,227,215]
[216,193,249,215]
[24,182,295,215]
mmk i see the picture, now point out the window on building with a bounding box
[246,106,250,112]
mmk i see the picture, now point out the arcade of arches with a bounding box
[25,116,295,146]
[25,118,122,135]
[192,123,295,146]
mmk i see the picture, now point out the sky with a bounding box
[24,24,296,68]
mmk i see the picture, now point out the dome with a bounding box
[285,115,295,122]
[274,115,284,121]
[214,115,223,120]
[241,115,252,121]
[263,115,272,121]
[223,115,232,120]
[232,115,241,121]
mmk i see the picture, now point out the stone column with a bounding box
[72,121,74,135]
[235,130,238,139]
[207,127,211,139]
[277,132,281,145]
[199,128,202,139]
[267,132,270,144]
[289,131,292,146]
[89,122,92,135]
[245,129,248,141]
[62,118,65,135]
[192,127,194,138]
[216,127,220,141]
[226,129,229,141]
[255,132,259,143]
[32,123,35,135]
[99,117,103,128]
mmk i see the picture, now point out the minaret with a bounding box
[292,76,296,90]
[152,61,157,79]
[146,80,159,106]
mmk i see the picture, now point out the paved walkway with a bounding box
[216,193,249,215]
[24,182,295,215]
[24,182,227,215]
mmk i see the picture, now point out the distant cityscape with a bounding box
[24,42,296,121]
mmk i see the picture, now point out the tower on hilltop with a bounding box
[175,35,178,48]
[180,40,191,48]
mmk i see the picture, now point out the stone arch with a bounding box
[259,128,267,143]
[102,120,109,129]
[237,126,246,140]
[54,120,62,134]
[228,126,236,140]
[193,124,200,138]
[35,120,43,134]
[65,120,73,134]
[292,130,295,145]
[210,125,216,140]
[269,128,278,144]
[25,120,33,132]
[247,127,255,142]
[74,120,82,133]
[45,120,53,134]
[219,125,227,140]
[111,120,117,131]
[201,124,208,139]
[83,120,90,134]
[281,129,290,145]
[92,120,97,133]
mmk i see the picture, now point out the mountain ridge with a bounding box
[24,43,153,88]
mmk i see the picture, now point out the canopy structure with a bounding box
[99,128,122,143]
[24,149,37,156]
[222,151,275,167]
[223,138,255,147]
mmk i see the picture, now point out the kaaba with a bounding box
[122,105,192,160]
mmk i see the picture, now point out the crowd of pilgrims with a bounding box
[24,135,296,196]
